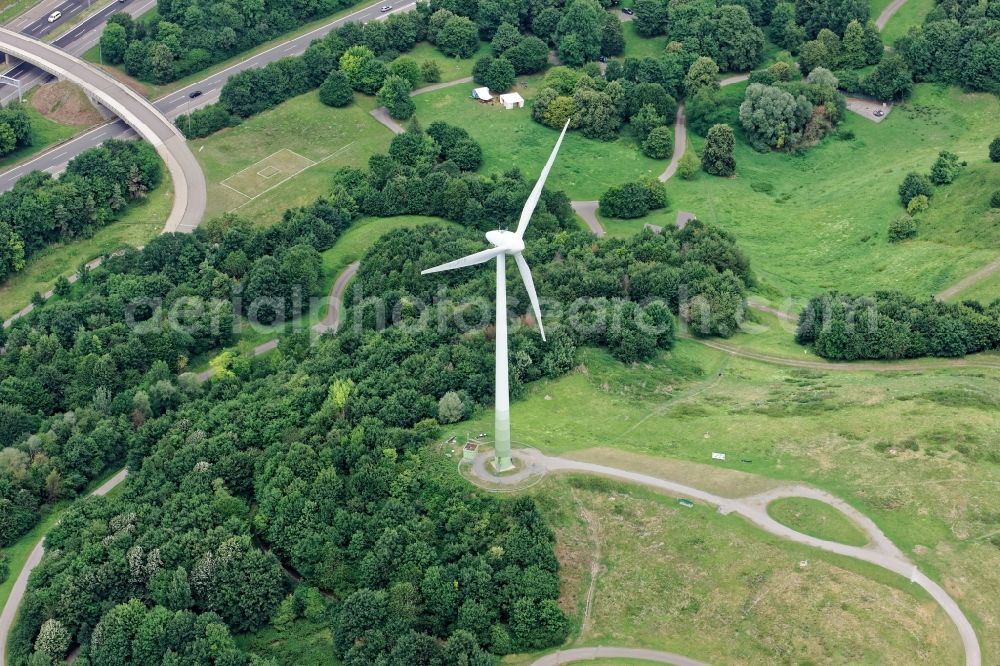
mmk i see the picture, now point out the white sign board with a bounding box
[711,452,726,460]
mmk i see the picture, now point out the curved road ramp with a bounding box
[0,28,206,233]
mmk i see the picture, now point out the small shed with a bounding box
[499,92,524,109]
[463,441,479,460]
[472,87,492,102]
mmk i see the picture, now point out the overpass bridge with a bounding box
[0,27,206,232]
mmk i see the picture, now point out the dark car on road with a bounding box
[188,90,203,99]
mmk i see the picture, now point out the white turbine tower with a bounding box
[422,120,570,472]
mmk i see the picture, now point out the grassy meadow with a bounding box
[669,84,1000,300]
[412,76,665,201]
[191,92,391,225]
[498,476,963,665]
[452,341,1000,663]
[767,497,870,546]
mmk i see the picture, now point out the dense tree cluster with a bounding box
[0,191,364,553]
[598,179,668,218]
[177,11,430,138]
[530,65,680,146]
[896,0,999,94]
[796,291,1000,360]
[0,140,161,283]
[739,74,846,151]
[329,121,575,230]
[99,0,367,84]
[5,216,588,664]
[633,0,766,71]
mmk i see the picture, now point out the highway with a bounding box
[0,0,416,194]
[0,0,156,104]
[0,27,205,231]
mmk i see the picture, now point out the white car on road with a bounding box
[47,10,62,22]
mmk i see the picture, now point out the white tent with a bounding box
[472,86,492,101]
[499,92,524,109]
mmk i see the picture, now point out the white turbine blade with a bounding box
[513,252,545,341]
[421,246,504,274]
[515,119,570,238]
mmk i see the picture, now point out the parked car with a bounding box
[622,7,634,14]
[47,10,61,22]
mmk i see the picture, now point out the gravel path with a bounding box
[0,470,129,665]
[532,646,709,666]
[657,104,687,182]
[570,200,605,236]
[473,449,981,666]
[876,0,910,29]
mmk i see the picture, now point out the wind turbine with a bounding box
[422,120,570,472]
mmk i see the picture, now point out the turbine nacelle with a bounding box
[485,229,525,254]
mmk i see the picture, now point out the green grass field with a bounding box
[454,341,1000,662]
[621,20,666,60]
[236,619,335,665]
[408,41,489,84]
[767,497,870,546]
[412,76,666,201]
[948,268,1000,304]
[192,92,390,225]
[414,80,1000,300]
[0,170,173,321]
[502,476,962,665]
[0,0,38,23]
[669,83,1000,300]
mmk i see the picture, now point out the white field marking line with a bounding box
[227,142,354,212]
[257,165,281,178]
[220,180,251,199]
[284,148,316,165]
[220,147,314,187]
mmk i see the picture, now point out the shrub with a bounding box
[472,55,493,86]
[702,124,736,177]
[599,179,667,218]
[888,214,918,242]
[176,103,239,139]
[0,550,8,584]
[906,194,929,215]
[678,151,700,179]
[642,126,674,159]
[990,191,1000,208]
[991,137,1000,163]
[420,60,441,83]
[484,57,516,92]
[377,75,415,120]
[929,150,961,185]
[898,172,932,206]
[319,71,353,107]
